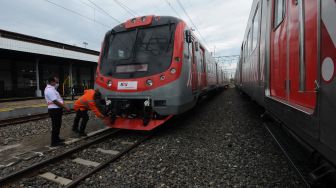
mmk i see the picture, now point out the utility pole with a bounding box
[83,42,88,48]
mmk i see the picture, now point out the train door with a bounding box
[270,0,287,100]
[191,40,198,93]
[200,47,207,90]
[270,0,317,109]
[287,0,317,109]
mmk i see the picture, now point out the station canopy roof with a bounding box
[0,29,99,62]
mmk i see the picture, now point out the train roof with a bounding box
[110,15,183,33]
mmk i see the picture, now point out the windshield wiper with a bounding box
[166,23,174,52]
[131,28,139,62]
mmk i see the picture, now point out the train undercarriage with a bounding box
[104,98,172,131]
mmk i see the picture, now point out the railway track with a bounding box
[0,128,154,187]
[263,123,311,188]
[0,111,74,127]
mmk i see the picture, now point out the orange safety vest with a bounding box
[74,89,104,118]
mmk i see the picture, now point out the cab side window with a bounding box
[252,5,260,51]
[247,29,252,55]
[274,0,286,28]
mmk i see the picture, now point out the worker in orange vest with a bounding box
[72,89,105,136]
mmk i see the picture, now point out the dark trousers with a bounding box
[73,110,89,133]
[48,108,63,144]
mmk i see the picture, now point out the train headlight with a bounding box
[141,16,146,22]
[170,68,176,74]
[107,80,112,87]
[146,79,153,86]
[160,75,165,80]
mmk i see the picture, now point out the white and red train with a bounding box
[235,0,336,174]
[95,15,229,131]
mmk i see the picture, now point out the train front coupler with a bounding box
[105,98,153,126]
[143,98,152,126]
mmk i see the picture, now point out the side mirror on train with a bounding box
[185,30,192,44]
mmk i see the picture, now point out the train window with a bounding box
[252,5,260,51]
[183,33,190,59]
[274,0,286,28]
[241,43,244,64]
[243,42,247,63]
[100,24,176,78]
[247,29,252,55]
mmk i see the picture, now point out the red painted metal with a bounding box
[270,0,317,109]
[103,116,173,131]
[321,23,336,83]
[95,21,186,92]
[124,15,154,29]
[288,0,317,109]
[96,16,224,131]
[270,1,287,100]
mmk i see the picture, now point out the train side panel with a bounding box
[319,0,336,156]
[236,0,336,166]
[240,0,265,105]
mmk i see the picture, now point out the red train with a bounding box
[95,15,229,130]
[235,0,336,178]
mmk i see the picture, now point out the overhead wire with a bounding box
[176,0,210,49]
[78,0,95,9]
[165,0,182,18]
[113,0,139,17]
[45,0,108,28]
[87,0,122,24]
[43,0,110,28]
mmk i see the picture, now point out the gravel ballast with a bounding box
[0,112,101,146]
[1,88,305,187]
[77,88,304,187]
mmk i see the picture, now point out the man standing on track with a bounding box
[44,76,70,147]
[72,89,106,136]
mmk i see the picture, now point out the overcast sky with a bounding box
[0,0,253,69]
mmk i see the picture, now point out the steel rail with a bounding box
[65,132,154,188]
[0,128,120,186]
[0,111,74,127]
[263,123,311,188]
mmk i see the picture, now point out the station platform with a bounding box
[0,97,79,120]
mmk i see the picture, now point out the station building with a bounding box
[0,29,99,99]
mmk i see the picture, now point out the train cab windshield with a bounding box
[100,24,176,78]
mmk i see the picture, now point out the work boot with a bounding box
[56,138,65,142]
[50,142,66,147]
[78,132,87,137]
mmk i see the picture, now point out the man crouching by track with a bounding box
[45,76,70,147]
[72,89,106,136]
